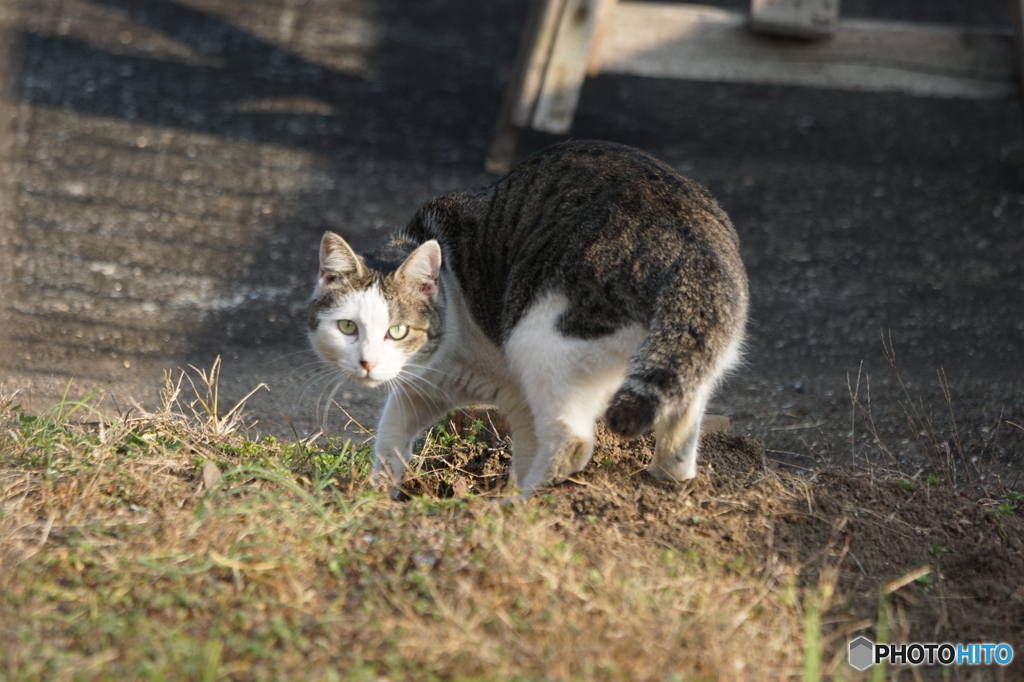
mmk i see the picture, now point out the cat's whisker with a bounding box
[288,362,334,398]
[286,359,334,382]
[396,370,455,407]
[396,376,431,410]
[265,349,320,366]
[293,369,337,410]
[288,359,336,378]
[399,362,457,386]
[315,374,346,428]
[397,366,454,393]
[400,361,451,376]
[261,364,337,422]
[385,378,418,427]
[403,377,455,409]
[320,377,353,433]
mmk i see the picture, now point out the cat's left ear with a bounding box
[396,240,442,299]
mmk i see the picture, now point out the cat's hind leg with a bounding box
[520,399,603,493]
[505,293,644,495]
[647,380,714,481]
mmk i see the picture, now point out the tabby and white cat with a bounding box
[309,141,748,496]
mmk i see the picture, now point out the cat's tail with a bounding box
[604,360,678,438]
[604,275,746,438]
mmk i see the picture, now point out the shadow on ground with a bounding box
[0,0,1022,481]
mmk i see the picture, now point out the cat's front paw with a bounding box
[368,464,399,491]
[369,467,390,487]
[369,467,404,500]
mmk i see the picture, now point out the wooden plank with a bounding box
[510,0,569,128]
[595,3,1016,99]
[485,0,565,175]
[1011,0,1024,114]
[485,119,522,176]
[533,0,605,134]
[701,415,730,435]
[587,0,620,77]
[749,0,840,40]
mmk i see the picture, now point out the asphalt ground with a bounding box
[1,0,1022,481]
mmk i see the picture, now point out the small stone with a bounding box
[202,460,222,491]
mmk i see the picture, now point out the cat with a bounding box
[308,140,748,496]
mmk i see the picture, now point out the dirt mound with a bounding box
[403,420,1024,657]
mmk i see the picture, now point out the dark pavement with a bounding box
[1,0,1021,481]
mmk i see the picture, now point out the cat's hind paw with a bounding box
[646,459,697,482]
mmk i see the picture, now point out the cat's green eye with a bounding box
[387,324,409,340]
[338,319,358,336]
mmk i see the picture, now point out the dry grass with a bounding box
[0,369,853,681]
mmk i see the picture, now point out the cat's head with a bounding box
[309,232,443,386]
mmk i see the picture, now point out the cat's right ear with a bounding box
[319,232,364,286]
[396,239,442,300]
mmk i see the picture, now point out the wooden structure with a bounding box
[486,0,1024,175]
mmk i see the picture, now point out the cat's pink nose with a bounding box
[360,360,376,373]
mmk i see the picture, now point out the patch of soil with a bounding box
[405,418,1024,664]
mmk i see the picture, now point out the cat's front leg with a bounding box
[503,403,539,491]
[371,388,450,497]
